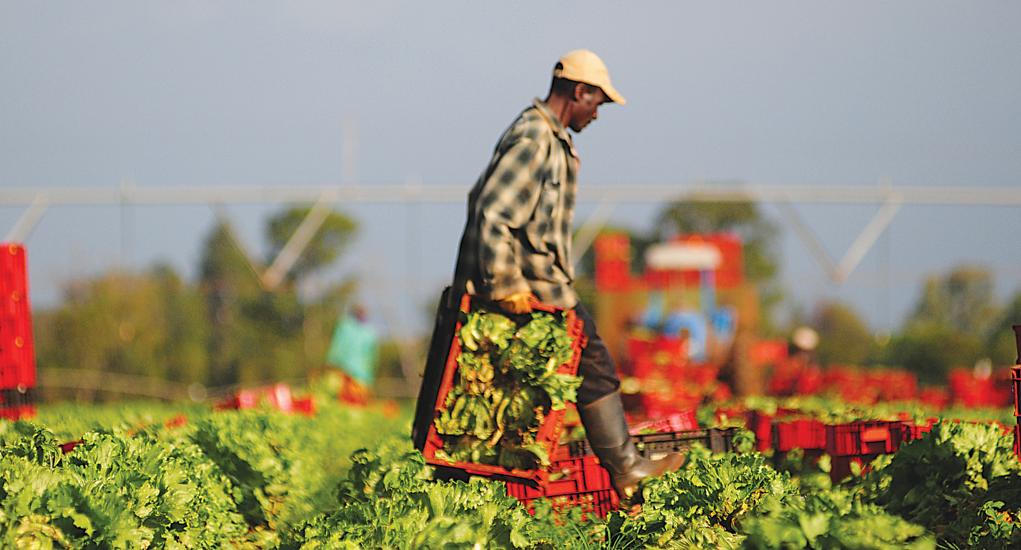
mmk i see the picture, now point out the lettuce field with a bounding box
[2,393,1021,549]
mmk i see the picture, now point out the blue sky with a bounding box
[2,2,1019,338]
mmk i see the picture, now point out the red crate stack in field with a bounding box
[816,366,918,404]
[773,418,827,452]
[624,335,725,417]
[0,244,35,420]
[826,420,904,456]
[1014,424,1020,463]
[826,420,905,483]
[505,455,618,520]
[901,418,938,443]
[948,368,1012,408]
[563,426,741,459]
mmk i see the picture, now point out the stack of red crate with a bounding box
[521,425,743,518]
[948,368,1012,408]
[626,335,723,416]
[825,420,905,481]
[0,244,35,420]
[505,454,617,520]
[900,417,939,443]
[817,366,918,404]
[918,387,950,410]
[773,417,827,453]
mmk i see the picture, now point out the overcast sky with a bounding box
[2,2,1019,338]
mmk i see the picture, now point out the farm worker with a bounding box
[770,326,820,395]
[325,304,378,404]
[452,49,684,499]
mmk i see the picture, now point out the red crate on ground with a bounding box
[949,368,1011,408]
[1013,424,1020,462]
[830,453,881,483]
[505,454,617,519]
[0,244,35,390]
[629,410,699,435]
[901,418,938,443]
[826,421,904,457]
[0,388,33,421]
[508,487,618,520]
[421,294,586,485]
[215,384,315,415]
[564,427,740,458]
[773,418,826,452]
[919,387,950,410]
[505,455,611,498]
[747,410,775,452]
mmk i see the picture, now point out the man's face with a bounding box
[568,85,608,132]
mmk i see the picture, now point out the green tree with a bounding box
[200,222,264,387]
[888,265,1001,380]
[812,301,873,366]
[34,265,209,400]
[198,207,358,387]
[910,265,997,337]
[885,321,983,384]
[265,206,357,285]
[985,290,1021,366]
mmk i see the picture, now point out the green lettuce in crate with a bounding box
[434,307,581,470]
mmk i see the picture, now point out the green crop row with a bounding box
[3,396,1021,548]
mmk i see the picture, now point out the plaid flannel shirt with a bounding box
[453,98,580,308]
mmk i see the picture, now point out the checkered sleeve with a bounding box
[476,137,545,300]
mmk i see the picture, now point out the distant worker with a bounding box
[325,304,378,405]
[790,326,819,364]
[769,326,821,395]
[451,49,684,499]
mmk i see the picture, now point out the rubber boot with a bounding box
[578,391,686,500]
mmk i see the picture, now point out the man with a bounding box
[324,304,378,405]
[452,49,684,499]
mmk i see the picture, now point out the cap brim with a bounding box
[602,83,626,105]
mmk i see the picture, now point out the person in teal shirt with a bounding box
[325,305,378,400]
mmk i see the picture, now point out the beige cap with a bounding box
[553,49,626,105]
[792,327,819,352]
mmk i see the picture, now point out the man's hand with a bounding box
[496,292,534,314]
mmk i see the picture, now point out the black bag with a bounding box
[411,286,463,451]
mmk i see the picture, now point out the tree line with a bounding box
[32,201,1021,400]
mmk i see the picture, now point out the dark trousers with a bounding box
[574,303,622,405]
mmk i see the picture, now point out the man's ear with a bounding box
[573,82,589,102]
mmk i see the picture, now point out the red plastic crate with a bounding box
[830,453,881,483]
[564,427,741,458]
[629,410,698,435]
[1013,424,1020,462]
[506,455,617,519]
[59,439,83,454]
[505,455,612,498]
[0,388,33,421]
[901,418,938,443]
[773,418,826,452]
[0,244,35,389]
[826,421,904,457]
[421,293,586,484]
[1012,366,1021,416]
[509,487,618,520]
[747,410,775,452]
[215,384,315,415]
